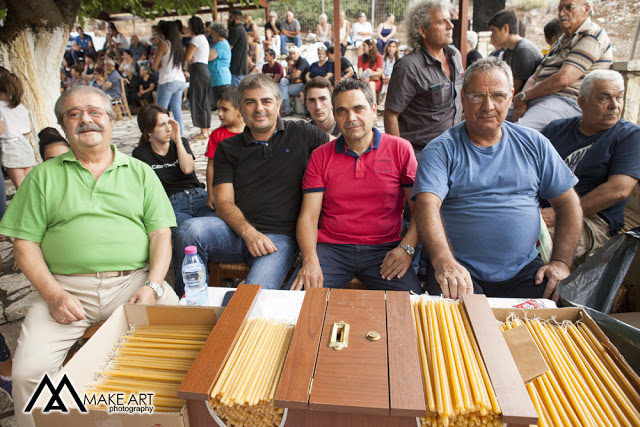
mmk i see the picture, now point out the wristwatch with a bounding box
[144,280,164,299]
[516,91,527,102]
[398,243,415,257]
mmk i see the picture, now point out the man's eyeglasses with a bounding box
[63,107,107,120]
[558,3,580,13]
[465,92,511,104]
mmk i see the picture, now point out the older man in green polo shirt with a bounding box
[0,85,179,426]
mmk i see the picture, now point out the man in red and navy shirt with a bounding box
[290,79,422,293]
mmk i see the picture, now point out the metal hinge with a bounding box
[307,377,313,395]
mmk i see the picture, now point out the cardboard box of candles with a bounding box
[32,303,224,427]
[491,303,640,426]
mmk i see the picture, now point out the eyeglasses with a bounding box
[63,107,107,120]
[558,3,580,13]
[466,92,511,104]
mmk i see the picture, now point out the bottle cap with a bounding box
[184,245,198,255]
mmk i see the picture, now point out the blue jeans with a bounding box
[156,80,186,134]
[289,242,422,293]
[280,35,302,54]
[279,78,304,113]
[169,187,216,226]
[173,216,298,296]
[231,75,245,87]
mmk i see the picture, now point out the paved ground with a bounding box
[0,106,386,425]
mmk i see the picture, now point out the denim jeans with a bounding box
[231,75,246,87]
[156,80,186,134]
[288,242,422,293]
[169,187,216,226]
[173,216,298,296]
[279,78,304,113]
[280,35,302,54]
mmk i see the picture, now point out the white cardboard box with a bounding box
[32,303,223,427]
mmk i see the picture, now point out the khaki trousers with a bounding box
[13,267,178,427]
[549,213,612,266]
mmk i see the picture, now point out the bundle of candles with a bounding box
[84,324,213,412]
[412,298,503,427]
[500,317,640,426]
[210,318,294,427]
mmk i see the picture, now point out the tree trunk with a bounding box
[0,0,82,131]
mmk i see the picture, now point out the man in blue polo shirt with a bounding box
[413,57,582,301]
[541,70,640,264]
[291,79,422,293]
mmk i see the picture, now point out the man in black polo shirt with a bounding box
[174,73,330,291]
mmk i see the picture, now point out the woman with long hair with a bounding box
[378,40,400,110]
[358,39,383,95]
[185,16,212,140]
[133,104,214,226]
[0,72,36,188]
[153,20,187,133]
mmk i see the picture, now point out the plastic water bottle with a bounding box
[182,246,209,306]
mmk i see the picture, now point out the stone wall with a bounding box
[613,61,640,212]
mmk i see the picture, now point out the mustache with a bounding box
[344,120,362,128]
[76,123,104,134]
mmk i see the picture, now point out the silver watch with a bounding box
[398,243,415,257]
[144,280,164,299]
[516,91,527,102]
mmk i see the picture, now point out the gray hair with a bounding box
[210,21,228,39]
[406,0,452,50]
[462,56,514,92]
[467,30,479,49]
[332,78,375,108]
[54,85,116,125]
[578,70,624,99]
[317,45,328,52]
[238,73,281,103]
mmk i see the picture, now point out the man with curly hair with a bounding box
[384,0,463,153]
[383,0,463,273]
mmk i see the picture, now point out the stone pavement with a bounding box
[0,106,386,425]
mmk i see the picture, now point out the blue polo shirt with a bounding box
[303,128,416,245]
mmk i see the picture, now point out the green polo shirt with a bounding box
[0,145,176,274]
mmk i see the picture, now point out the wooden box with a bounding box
[274,288,426,426]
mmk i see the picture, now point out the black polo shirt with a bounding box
[213,118,330,236]
[385,46,463,150]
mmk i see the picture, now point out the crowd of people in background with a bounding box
[1,0,639,417]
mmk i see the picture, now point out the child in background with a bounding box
[205,86,244,210]
[0,72,37,188]
[378,40,399,111]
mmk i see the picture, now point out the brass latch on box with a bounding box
[328,320,349,351]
